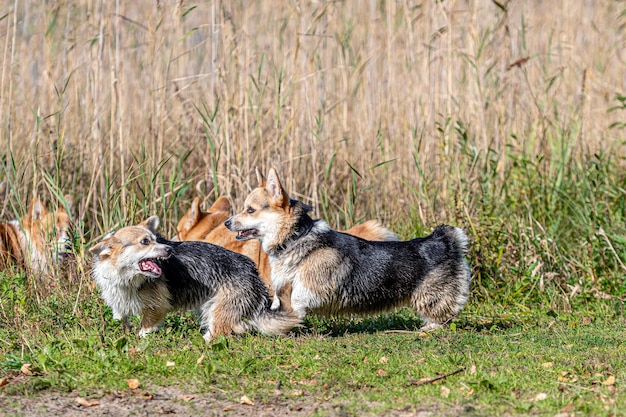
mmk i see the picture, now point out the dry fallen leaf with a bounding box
[223,405,234,411]
[533,393,548,401]
[178,395,194,402]
[239,395,254,405]
[0,377,9,388]
[440,386,451,398]
[376,369,389,377]
[75,397,100,408]
[126,378,140,389]
[196,354,205,365]
[602,375,616,386]
[20,363,34,376]
[133,391,153,400]
[166,361,175,367]
[469,365,477,375]
[541,362,554,368]
[379,356,388,364]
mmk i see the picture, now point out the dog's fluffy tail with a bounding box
[432,224,469,256]
[252,308,302,336]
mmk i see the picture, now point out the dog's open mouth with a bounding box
[138,259,163,276]
[236,229,257,241]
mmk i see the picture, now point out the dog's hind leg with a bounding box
[200,290,239,343]
[411,267,470,331]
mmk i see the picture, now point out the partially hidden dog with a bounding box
[0,197,72,273]
[225,168,472,331]
[89,216,301,342]
[175,195,399,309]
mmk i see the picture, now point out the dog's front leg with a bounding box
[113,311,133,330]
[269,271,284,310]
[140,308,166,337]
[270,291,281,310]
[290,284,314,320]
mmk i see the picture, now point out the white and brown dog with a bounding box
[90,216,301,342]
[0,197,72,273]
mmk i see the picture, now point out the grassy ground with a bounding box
[1,293,624,416]
[1,1,626,416]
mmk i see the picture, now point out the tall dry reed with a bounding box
[0,0,624,238]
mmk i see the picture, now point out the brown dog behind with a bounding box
[0,197,72,273]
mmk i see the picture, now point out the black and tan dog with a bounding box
[175,196,398,311]
[226,168,472,331]
[89,216,300,342]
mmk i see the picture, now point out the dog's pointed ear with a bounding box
[255,167,266,187]
[189,198,201,222]
[179,198,201,235]
[266,168,287,206]
[89,240,112,258]
[28,197,46,221]
[210,196,231,213]
[140,215,160,234]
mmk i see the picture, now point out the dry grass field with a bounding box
[2,0,623,226]
[1,2,626,415]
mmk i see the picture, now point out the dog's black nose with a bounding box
[165,245,172,255]
[224,219,231,229]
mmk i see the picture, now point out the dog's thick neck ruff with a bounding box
[261,198,316,257]
[270,213,315,256]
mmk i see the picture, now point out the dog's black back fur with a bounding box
[154,236,271,312]
[317,225,464,313]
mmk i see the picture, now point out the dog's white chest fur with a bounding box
[92,262,144,320]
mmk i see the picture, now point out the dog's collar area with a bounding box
[272,217,315,254]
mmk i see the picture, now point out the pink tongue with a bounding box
[139,260,162,275]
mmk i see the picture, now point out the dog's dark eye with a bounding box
[141,238,151,246]
[246,207,256,214]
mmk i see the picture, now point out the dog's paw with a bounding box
[119,318,133,329]
[419,322,443,332]
[139,327,157,337]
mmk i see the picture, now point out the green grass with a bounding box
[1,290,624,416]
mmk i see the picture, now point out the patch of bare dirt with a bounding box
[0,385,470,417]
